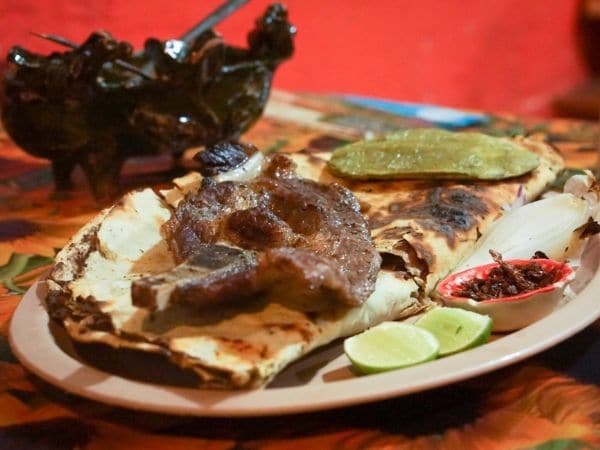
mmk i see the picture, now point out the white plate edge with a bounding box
[9,266,600,417]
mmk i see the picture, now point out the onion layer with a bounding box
[455,175,598,273]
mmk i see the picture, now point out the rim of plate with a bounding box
[9,263,600,417]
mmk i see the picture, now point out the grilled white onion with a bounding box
[455,172,599,272]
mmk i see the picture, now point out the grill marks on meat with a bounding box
[132,244,259,311]
[132,154,381,312]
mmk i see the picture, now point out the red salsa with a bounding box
[451,250,559,301]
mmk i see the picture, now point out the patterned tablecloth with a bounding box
[1,91,600,450]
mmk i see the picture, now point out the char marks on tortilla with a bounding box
[44,135,564,388]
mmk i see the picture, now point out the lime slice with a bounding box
[344,322,440,374]
[415,307,492,356]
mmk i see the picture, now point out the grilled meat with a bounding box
[132,153,381,312]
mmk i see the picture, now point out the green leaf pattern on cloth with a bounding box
[0,253,54,294]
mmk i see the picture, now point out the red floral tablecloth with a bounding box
[1,92,600,450]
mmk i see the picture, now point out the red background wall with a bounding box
[0,0,588,116]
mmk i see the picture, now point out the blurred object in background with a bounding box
[554,0,600,118]
[578,0,600,74]
[0,2,296,200]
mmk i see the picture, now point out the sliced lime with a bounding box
[344,322,440,374]
[415,307,492,356]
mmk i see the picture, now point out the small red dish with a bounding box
[437,259,575,332]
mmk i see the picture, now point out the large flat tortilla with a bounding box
[46,136,563,388]
[291,136,563,293]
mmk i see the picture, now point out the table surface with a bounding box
[1,91,600,450]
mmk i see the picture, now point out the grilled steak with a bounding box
[132,153,381,312]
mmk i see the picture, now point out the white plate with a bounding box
[9,242,600,417]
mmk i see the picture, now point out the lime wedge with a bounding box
[415,307,492,356]
[344,322,440,374]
